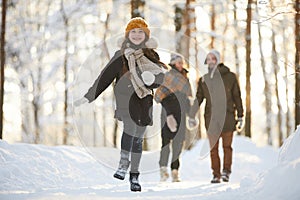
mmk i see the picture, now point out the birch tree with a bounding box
[258,26,272,144]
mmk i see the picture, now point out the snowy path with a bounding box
[1,180,241,200]
[1,129,300,200]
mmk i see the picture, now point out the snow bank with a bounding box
[0,141,112,193]
[241,126,300,200]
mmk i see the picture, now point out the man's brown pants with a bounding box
[207,131,233,178]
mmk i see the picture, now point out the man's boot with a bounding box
[221,170,231,182]
[113,151,130,180]
[129,172,141,192]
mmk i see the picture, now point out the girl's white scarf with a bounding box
[124,48,163,98]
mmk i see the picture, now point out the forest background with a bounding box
[0,0,299,151]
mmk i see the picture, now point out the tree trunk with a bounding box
[33,71,42,144]
[210,2,215,49]
[271,30,283,146]
[61,0,69,145]
[233,0,242,135]
[233,0,240,76]
[183,0,196,149]
[282,17,292,137]
[101,13,111,147]
[221,2,229,60]
[174,3,197,144]
[295,0,300,127]
[268,0,283,146]
[194,32,201,140]
[175,0,194,61]
[174,3,184,53]
[245,0,252,138]
[183,0,192,59]
[131,0,145,18]
[257,17,272,145]
[0,0,7,140]
[33,103,40,143]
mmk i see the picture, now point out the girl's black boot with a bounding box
[129,172,141,192]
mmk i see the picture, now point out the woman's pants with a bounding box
[159,131,184,170]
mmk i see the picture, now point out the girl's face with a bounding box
[128,28,146,45]
[206,53,217,69]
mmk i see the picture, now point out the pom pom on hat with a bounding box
[125,17,150,37]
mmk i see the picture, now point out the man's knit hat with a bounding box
[204,49,220,65]
[125,17,150,37]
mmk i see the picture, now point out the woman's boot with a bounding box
[160,166,169,182]
[129,172,141,192]
[171,169,180,182]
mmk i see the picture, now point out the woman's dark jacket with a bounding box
[194,63,243,133]
[160,67,191,140]
[84,50,164,126]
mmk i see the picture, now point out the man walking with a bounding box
[189,49,243,183]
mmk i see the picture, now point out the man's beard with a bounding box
[208,63,216,69]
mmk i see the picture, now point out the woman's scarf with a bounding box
[154,68,192,103]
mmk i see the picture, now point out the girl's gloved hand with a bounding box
[74,97,88,107]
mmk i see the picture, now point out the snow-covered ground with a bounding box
[1,126,300,200]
